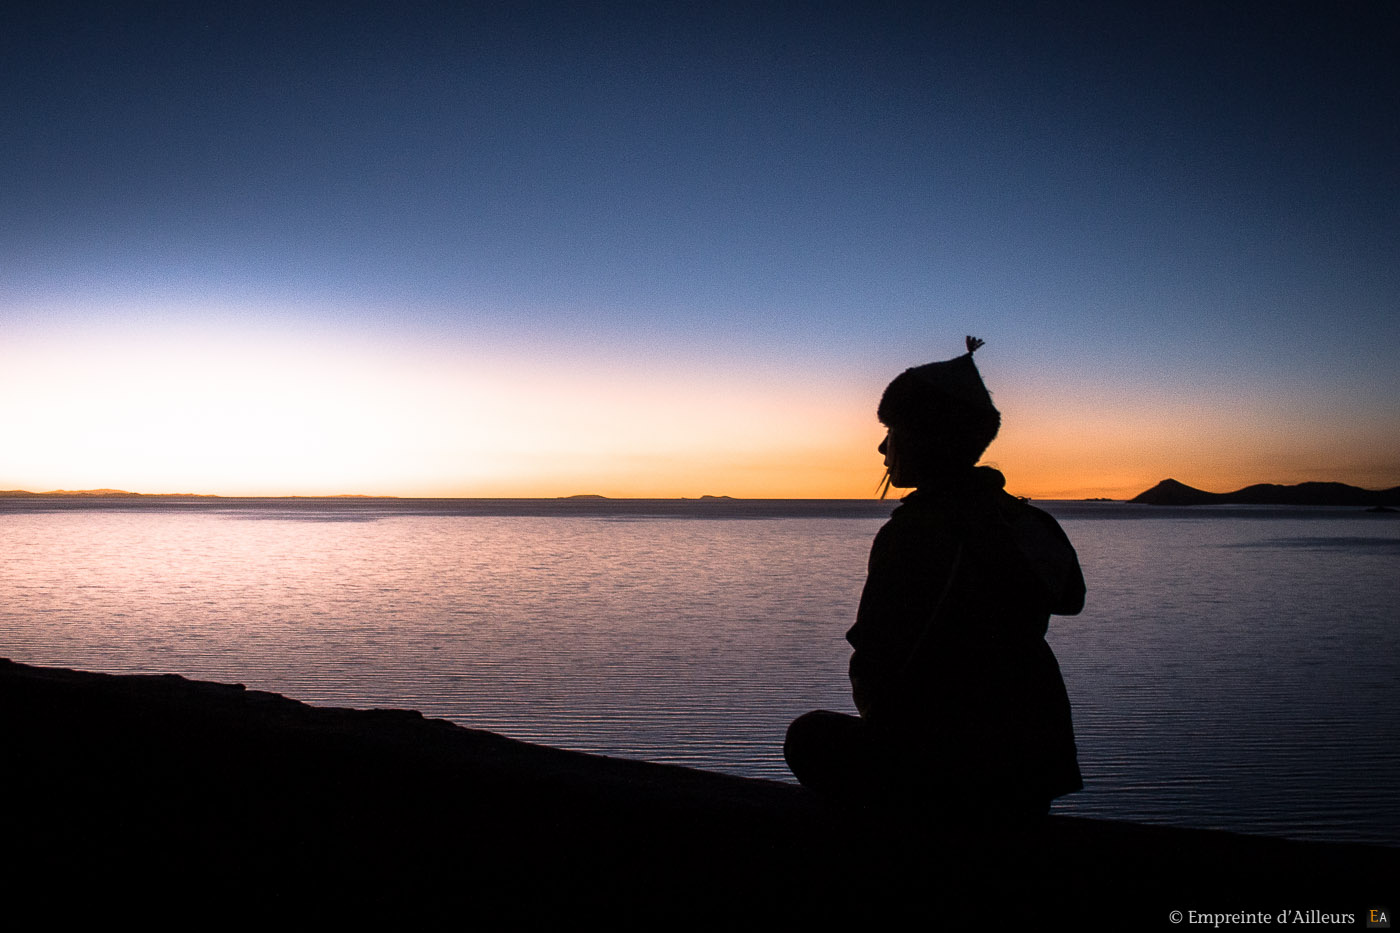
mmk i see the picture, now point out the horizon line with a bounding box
[5,477,1399,502]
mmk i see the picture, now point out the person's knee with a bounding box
[785,709,828,744]
[785,709,863,788]
[783,710,820,771]
[784,709,845,757]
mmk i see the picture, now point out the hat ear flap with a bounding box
[877,369,920,429]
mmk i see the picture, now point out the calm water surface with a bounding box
[2,497,1396,846]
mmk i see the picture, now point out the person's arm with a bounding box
[846,512,959,724]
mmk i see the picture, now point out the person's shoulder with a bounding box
[883,491,953,533]
[873,494,964,570]
[1004,495,1072,538]
[996,494,1085,613]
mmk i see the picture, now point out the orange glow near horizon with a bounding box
[0,323,882,498]
[2,320,1396,500]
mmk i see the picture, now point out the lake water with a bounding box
[2,496,1396,847]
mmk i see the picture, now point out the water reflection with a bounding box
[0,500,1395,845]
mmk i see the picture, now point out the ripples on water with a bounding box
[2,497,1396,846]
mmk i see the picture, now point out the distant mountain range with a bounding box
[0,489,385,499]
[0,488,176,497]
[1130,478,1400,507]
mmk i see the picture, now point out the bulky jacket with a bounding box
[846,467,1085,807]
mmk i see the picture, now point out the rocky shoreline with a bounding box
[3,658,1392,924]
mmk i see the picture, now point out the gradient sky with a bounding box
[3,1,1397,498]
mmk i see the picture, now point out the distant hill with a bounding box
[0,490,393,499]
[0,488,162,497]
[1131,478,1400,507]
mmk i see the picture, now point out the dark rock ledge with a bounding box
[3,658,1392,925]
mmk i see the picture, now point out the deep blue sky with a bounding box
[3,1,1397,496]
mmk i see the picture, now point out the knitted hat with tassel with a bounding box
[878,336,1000,462]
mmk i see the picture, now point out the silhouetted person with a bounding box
[785,337,1085,823]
